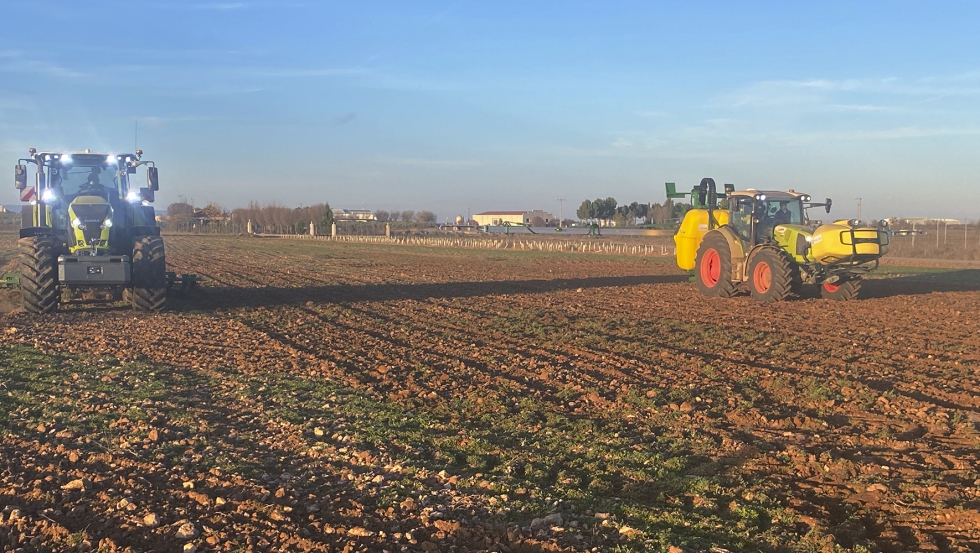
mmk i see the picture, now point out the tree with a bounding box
[201,202,225,219]
[320,203,334,231]
[576,200,594,221]
[167,201,194,222]
[401,210,415,223]
[597,197,617,221]
[416,210,437,223]
[374,210,390,222]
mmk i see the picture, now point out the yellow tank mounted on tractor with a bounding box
[13,148,168,312]
[670,178,889,302]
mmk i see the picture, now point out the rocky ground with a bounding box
[1,234,980,553]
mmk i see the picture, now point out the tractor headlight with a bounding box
[41,189,58,202]
[106,154,116,165]
[61,154,72,165]
[126,190,140,203]
[101,217,113,229]
[72,218,86,230]
[803,195,811,202]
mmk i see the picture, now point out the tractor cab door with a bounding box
[730,197,755,246]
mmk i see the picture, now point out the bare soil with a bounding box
[2,234,980,552]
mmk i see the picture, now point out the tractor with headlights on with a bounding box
[13,148,168,312]
[670,178,890,302]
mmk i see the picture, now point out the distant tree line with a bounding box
[576,197,690,227]
[164,200,441,234]
[373,210,437,223]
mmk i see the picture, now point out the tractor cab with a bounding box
[727,190,813,248]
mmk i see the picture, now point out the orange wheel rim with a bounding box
[753,262,771,293]
[700,248,721,287]
[823,282,840,293]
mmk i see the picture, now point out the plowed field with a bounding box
[2,234,980,553]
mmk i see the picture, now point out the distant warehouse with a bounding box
[473,210,556,226]
[333,209,376,222]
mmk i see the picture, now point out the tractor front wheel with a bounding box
[748,247,794,303]
[18,236,59,313]
[131,236,167,312]
[694,232,737,298]
[820,279,861,301]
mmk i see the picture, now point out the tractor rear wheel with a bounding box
[748,247,794,303]
[694,232,737,298]
[18,236,59,313]
[131,236,167,312]
[820,279,861,301]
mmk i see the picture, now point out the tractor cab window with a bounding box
[50,162,124,205]
[765,200,803,225]
[731,197,754,241]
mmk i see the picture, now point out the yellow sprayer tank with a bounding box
[674,209,730,270]
[809,222,889,264]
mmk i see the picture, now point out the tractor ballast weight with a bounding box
[670,180,889,302]
[13,148,169,312]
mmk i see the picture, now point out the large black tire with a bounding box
[694,232,738,298]
[18,236,59,313]
[131,236,167,312]
[820,279,861,301]
[747,247,794,303]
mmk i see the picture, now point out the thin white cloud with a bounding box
[194,2,249,8]
[379,157,484,169]
[789,126,980,141]
[0,50,87,79]
[245,67,367,78]
[831,104,896,112]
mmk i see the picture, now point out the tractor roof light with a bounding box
[126,190,141,203]
[755,194,766,201]
[803,195,811,201]
[41,189,58,202]
[106,154,117,165]
[61,153,72,165]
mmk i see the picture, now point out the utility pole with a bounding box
[855,198,862,221]
[557,199,566,226]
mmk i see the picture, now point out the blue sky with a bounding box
[2,1,979,221]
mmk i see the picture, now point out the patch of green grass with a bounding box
[0,344,824,551]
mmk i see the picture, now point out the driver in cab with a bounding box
[773,202,793,225]
[79,167,107,198]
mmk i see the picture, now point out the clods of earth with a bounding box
[2,234,980,552]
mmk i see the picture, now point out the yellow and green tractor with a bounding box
[670,178,889,302]
[13,148,168,312]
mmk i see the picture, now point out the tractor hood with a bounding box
[808,222,888,265]
[68,195,114,254]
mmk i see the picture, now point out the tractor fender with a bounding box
[710,226,747,282]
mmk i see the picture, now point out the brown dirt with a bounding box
[2,234,980,552]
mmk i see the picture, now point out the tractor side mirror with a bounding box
[139,187,154,203]
[15,165,27,190]
[825,198,832,213]
[147,167,159,191]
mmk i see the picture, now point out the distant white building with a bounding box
[333,209,376,222]
[473,210,556,226]
[890,217,962,225]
